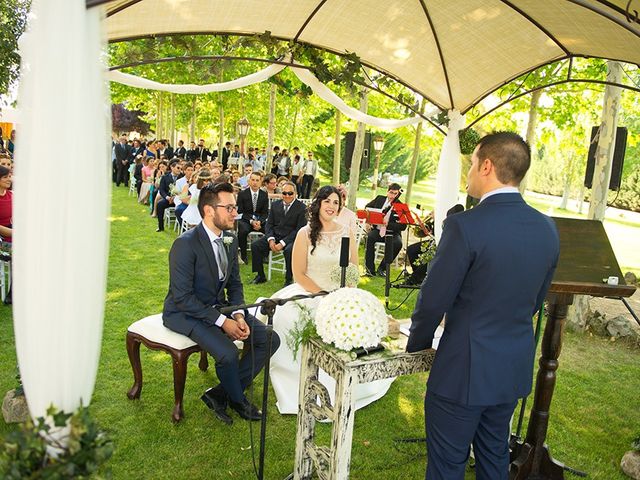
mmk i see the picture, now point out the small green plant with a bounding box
[0,404,113,479]
[285,302,319,360]
[459,128,481,155]
[632,434,640,451]
[415,237,437,267]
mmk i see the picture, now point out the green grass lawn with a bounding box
[0,183,639,479]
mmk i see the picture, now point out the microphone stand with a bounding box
[219,291,329,480]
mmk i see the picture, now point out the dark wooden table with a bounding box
[510,218,636,479]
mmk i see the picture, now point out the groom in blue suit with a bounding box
[163,182,280,424]
[407,132,559,480]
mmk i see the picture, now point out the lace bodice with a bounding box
[305,223,347,292]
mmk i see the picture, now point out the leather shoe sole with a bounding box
[250,276,267,284]
[201,393,233,425]
[229,400,262,421]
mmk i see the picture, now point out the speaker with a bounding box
[584,126,627,190]
[344,131,372,170]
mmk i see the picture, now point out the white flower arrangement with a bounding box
[168,183,180,196]
[329,263,360,288]
[315,288,388,351]
[222,235,234,247]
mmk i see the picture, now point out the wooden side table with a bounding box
[293,338,435,480]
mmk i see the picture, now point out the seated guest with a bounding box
[251,182,306,286]
[262,173,280,200]
[236,172,269,264]
[335,184,358,236]
[364,183,407,276]
[138,157,155,204]
[174,161,194,227]
[150,160,167,216]
[133,156,144,197]
[0,166,12,242]
[0,153,13,173]
[156,159,181,232]
[162,182,280,424]
[182,169,212,227]
[238,163,253,190]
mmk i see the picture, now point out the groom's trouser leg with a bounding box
[425,391,515,480]
[238,314,281,390]
[283,243,294,282]
[190,322,246,403]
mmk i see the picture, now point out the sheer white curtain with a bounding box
[13,0,110,420]
[434,110,465,240]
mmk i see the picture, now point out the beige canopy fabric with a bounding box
[101,0,640,113]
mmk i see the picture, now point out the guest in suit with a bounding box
[174,139,187,159]
[157,139,174,160]
[251,181,307,286]
[186,141,198,161]
[195,139,211,162]
[300,151,318,199]
[156,159,181,232]
[130,139,144,162]
[407,132,560,480]
[221,141,231,170]
[163,182,280,424]
[236,172,269,264]
[364,183,406,276]
[114,134,132,187]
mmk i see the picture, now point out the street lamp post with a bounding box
[372,135,385,192]
[237,117,251,157]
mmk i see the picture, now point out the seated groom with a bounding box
[250,181,306,287]
[364,183,407,276]
[236,171,269,264]
[156,159,181,232]
[162,182,281,425]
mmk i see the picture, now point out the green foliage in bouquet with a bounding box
[285,303,319,361]
[0,405,113,479]
[415,238,437,267]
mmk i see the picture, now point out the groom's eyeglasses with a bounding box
[213,204,238,213]
[281,192,295,196]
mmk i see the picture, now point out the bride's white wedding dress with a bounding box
[268,224,395,415]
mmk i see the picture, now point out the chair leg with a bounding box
[198,350,209,371]
[126,333,143,400]
[171,349,189,423]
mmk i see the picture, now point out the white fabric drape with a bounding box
[14,0,110,420]
[434,110,465,241]
[107,62,286,93]
[107,63,435,129]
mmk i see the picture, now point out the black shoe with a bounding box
[156,227,164,232]
[363,269,374,277]
[240,254,248,265]
[376,268,386,278]
[250,275,267,284]
[228,399,262,421]
[201,390,233,425]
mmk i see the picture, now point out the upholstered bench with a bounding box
[126,313,209,423]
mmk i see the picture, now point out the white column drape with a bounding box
[14,0,110,420]
[434,110,465,241]
[107,63,438,129]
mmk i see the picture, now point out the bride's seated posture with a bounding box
[268,185,395,414]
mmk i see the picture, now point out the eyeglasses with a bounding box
[213,204,238,213]
[281,191,295,196]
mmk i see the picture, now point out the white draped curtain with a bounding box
[434,110,465,240]
[14,0,110,421]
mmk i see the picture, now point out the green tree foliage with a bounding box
[0,0,30,97]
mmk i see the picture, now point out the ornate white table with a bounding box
[293,338,435,480]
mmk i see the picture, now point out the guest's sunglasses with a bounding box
[282,192,295,196]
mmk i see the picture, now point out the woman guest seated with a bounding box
[335,184,358,236]
[150,160,168,217]
[181,169,212,227]
[138,157,155,204]
[0,166,12,242]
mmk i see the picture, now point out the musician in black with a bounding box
[364,183,406,276]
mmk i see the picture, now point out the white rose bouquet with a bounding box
[315,288,388,351]
[329,263,360,288]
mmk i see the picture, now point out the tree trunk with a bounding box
[218,69,225,157]
[189,96,196,143]
[559,155,572,210]
[156,93,162,139]
[170,93,176,147]
[289,98,300,151]
[520,89,541,194]
[576,183,586,214]
[405,98,426,206]
[333,109,341,185]
[266,83,276,172]
[588,60,622,221]
[347,86,368,211]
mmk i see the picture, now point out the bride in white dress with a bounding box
[268,185,395,414]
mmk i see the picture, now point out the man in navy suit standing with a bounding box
[407,132,559,480]
[163,182,280,424]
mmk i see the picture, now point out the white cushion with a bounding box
[128,314,197,350]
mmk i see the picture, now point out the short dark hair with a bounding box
[476,132,530,185]
[388,183,401,191]
[183,161,194,169]
[168,159,179,168]
[198,182,234,217]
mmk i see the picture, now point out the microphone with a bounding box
[340,236,350,287]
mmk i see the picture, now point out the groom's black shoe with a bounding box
[250,275,267,284]
[201,390,233,425]
[229,399,262,421]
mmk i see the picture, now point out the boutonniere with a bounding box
[222,235,234,247]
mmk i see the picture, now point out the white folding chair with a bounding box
[0,258,11,302]
[180,220,197,234]
[267,251,286,280]
[355,218,367,247]
[164,206,176,230]
[374,242,400,268]
[247,231,264,252]
[128,177,137,196]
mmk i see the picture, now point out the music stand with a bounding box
[510,217,636,479]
